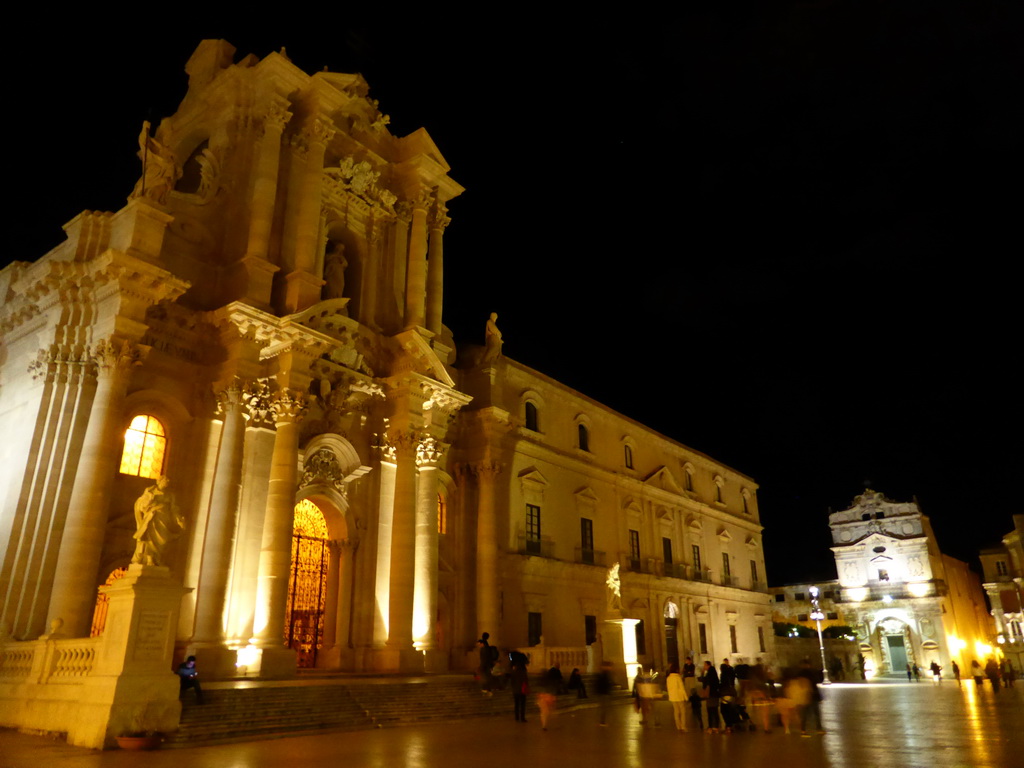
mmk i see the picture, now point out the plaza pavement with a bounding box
[1,678,1020,768]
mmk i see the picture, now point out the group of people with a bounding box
[639,657,824,736]
[968,658,1017,692]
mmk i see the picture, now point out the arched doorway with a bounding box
[286,500,330,668]
[664,601,680,669]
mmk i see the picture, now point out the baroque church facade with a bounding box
[0,41,771,730]
[809,490,991,677]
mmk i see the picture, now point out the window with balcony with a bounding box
[528,612,542,646]
[663,537,673,566]
[692,544,702,575]
[730,625,738,653]
[722,553,731,578]
[629,529,641,571]
[698,622,708,654]
[581,517,595,564]
[526,504,541,555]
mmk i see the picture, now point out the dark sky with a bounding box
[9,5,1022,585]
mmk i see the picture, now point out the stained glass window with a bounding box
[119,415,166,478]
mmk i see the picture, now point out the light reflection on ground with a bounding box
[0,679,1020,768]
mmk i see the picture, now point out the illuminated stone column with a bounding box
[192,380,248,645]
[336,539,356,651]
[425,202,449,335]
[372,445,397,647]
[360,215,382,329]
[252,389,307,652]
[48,339,143,637]
[241,100,290,306]
[322,540,341,650]
[413,436,443,648]
[284,118,335,313]
[386,431,418,656]
[474,460,502,643]
[403,192,430,328]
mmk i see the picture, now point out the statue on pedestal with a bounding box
[131,476,185,567]
[482,312,503,363]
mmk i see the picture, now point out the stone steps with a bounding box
[164,675,618,747]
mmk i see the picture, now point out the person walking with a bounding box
[666,663,688,733]
[701,660,721,734]
[595,661,614,726]
[510,651,529,722]
[951,660,961,686]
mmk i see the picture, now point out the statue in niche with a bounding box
[131,121,181,204]
[323,242,348,300]
[131,476,186,567]
[482,312,503,363]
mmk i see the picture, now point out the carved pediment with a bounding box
[385,328,455,387]
[518,467,549,487]
[644,466,684,495]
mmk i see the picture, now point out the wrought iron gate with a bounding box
[286,500,330,668]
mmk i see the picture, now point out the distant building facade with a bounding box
[979,515,1024,671]
[829,490,992,677]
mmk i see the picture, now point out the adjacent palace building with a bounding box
[0,41,771,745]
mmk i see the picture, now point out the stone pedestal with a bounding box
[76,565,188,748]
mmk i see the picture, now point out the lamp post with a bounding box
[809,586,832,685]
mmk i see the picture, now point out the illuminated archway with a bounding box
[286,499,330,668]
[90,566,128,636]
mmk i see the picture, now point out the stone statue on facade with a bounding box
[131,120,181,204]
[482,312,503,363]
[606,562,622,611]
[322,242,348,300]
[131,476,186,567]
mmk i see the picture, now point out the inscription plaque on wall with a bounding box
[133,611,170,661]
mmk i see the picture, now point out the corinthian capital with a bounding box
[92,338,145,379]
[269,388,308,425]
[214,378,246,414]
[416,435,445,468]
[264,100,293,134]
[307,117,336,147]
[242,378,275,428]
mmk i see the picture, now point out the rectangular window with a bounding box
[635,619,646,655]
[797,614,809,622]
[775,593,786,602]
[662,537,673,565]
[729,625,738,653]
[698,623,708,654]
[722,553,731,577]
[750,560,758,584]
[827,612,839,621]
[585,615,597,646]
[526,504,541,554]
[528,612,542,646]
[758,626,766,653]
[996,560,1009,576]
[795,593,805,601]
[581,518,594,564]
[629,529,641,570]
[692,545,702,573]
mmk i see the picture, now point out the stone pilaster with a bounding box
[241,100,291,307]
[386,429,418,654]
[284,117,335,313]
[425,202,449,335]
[403,191,431,328]
[47,339,144,637]
[474,459,502,644]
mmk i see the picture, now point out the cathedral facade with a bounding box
[0,42,771,742]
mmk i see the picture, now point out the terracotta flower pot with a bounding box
[115,734,163,750]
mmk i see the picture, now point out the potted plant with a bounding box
[115,710,163,751]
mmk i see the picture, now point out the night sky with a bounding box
[8,5,1022,585]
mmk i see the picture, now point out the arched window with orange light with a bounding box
[119,415,167,478]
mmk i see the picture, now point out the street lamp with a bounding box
[809,586,832,685]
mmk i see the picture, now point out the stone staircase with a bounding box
[163,675,614,749]
[164,675,615,747]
